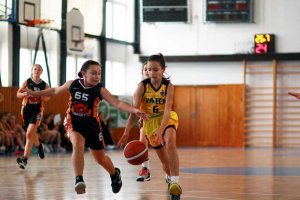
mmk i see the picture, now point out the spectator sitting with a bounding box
[40,113,66,153]
[6,113,26,154]
[0,112,17,154]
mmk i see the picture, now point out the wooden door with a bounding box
[173,86,197,146]
[173,85,245,147]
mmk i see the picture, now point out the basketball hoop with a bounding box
[26,19,54,27]
[73,39,84,48]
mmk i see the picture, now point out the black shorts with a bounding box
[22,106,42,131]
[69,117,104,150]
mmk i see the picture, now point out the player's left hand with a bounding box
[154,131,164,146]
[135,109,149,121]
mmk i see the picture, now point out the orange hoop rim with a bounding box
[26,19,54,27]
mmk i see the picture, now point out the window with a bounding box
[105,60,125,95]
[67,0,103,35]
[19,48,51,86]
[66,56,89,81]
[66,38,100,81]
[106,0,134,42]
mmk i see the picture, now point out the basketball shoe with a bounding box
[75,181,86,194]
[37,143,45,159]
[136,167,150,182]
[111,168,122,193]
[75,176,86,194]
[16,156,27,169]
[168,181,182,199]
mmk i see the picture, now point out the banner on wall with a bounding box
[98,96,134,128]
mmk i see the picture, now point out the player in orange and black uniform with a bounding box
[21,78,47,129]
[21,60,148,195]
[16,64,49,169]
[64,78,104,150]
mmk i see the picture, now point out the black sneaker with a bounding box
[111,168,122,193]
[16,156,27,169]
[37,144,45,159]
[75,181,86,194]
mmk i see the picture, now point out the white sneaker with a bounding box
[165,175,171,184]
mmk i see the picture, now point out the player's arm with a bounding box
[288,92,300,99]
[16,81,28,98]
[117,83,145,148]
[42,83,51,101]
[155,83,174,146]
[21,80,73,97]
[101,86,147,120]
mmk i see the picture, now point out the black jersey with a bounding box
[67,79,103,120]
[21,78,47,129]
[22,78,47,109]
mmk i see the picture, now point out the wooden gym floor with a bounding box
[1,147,300,200]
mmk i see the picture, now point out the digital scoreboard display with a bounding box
[254,34,275,54]
[206,0,253,22]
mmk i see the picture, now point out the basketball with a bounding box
[123,140,148,165]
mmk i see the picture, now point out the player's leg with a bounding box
[16,123,42,169]
[155,146,171,177]
[90,149,122,193]
[136,127,151,182]
[69,131,86,194]
[33,130,45,159]
[164,127,182,199]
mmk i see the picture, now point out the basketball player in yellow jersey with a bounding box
[118,53,182,200]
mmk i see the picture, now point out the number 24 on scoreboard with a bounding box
[254,34,275,54]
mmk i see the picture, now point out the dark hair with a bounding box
[141,61,148,74]
[147,53,166,70]
[78,60,101,78]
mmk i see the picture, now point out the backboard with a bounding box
[67,8,84,53]
[18,0,40,25]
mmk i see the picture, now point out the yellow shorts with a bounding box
[143,111,179,148]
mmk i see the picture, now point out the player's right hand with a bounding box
[117,133,129,149]
[288,92,300,99]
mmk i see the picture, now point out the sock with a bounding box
[75,176,84,183]
[22,156,28,162]
[171,176,179,183]
[110,169,118,180]
[142,160,149,169]
[37,143,43,150]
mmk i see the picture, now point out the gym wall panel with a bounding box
[0,87,69,123]
[0,85,245,147]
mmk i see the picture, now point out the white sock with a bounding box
[171,176,179,183]
[142,160,149,169]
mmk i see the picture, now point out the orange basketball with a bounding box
[123,140,148,165]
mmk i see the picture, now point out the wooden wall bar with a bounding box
[0,85,245,147]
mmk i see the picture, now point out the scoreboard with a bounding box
[206,0,253,23]
[254,34,275,54]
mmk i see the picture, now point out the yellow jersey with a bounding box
[139,78,179,148]
[140,78,169,117]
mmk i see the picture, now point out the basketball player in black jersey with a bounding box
[20,60,148,195]
[16,64,49,169]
